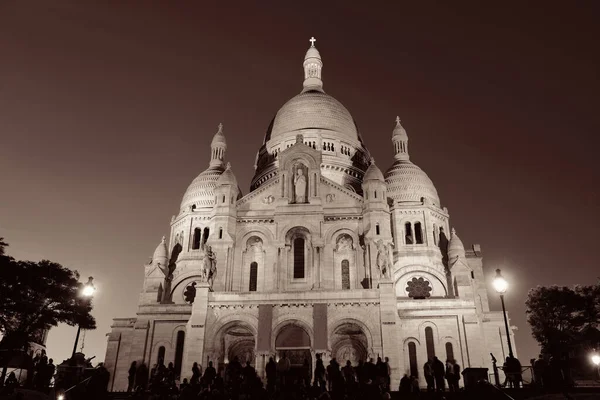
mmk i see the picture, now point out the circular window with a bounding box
[406,277,432,299]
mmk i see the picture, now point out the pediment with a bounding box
[319,176,364,208]
[145,264,166,279]
[236,177,281,212]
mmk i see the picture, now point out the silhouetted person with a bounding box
[383,357,391,391]
[302,358,311,387]
[314,353,326,389]
[277,353,291,389]
[365,358,377,383]
[342,360,355,394]
[87,363,110,400]
[265,357,277,393]
[4,372,18,395]
[44,358,55,390]
[533,354,548,389]
[424,358,434,391]
[135,362,149,391]
[432,356,445,391]
[203,360,216,386]
[127,361,137,392]
[445,359,460,392]
[399,374,411,393]
[191,362,201,384]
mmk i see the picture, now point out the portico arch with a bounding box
[329,320,369,365]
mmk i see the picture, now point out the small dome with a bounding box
[384,160,440,205]
[180,166,224,211]
[152,236,168,267]
[216,163,238,187]
[448,228,466,260]
[363,159,384,182]
[304,46,321,62]
[211,123,226,147]
[266,90,359,142]
[392,116,408,139]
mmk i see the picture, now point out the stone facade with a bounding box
[104,39,516,391]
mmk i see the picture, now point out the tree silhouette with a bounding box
[526,283,600,356]
[0,239,96,385]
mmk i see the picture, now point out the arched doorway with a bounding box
[222,324,255,367]
[275,324,312,383]
[331,322,368,366]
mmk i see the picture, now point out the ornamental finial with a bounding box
[309,37,316,47]
[226,162,231,170]
[395,116,401,126]
[451,227,456,236]
[217,122,223,133]
[370,157,375,165]
[161,235,165,243]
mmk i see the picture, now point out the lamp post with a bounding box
[493,269,514,358]
[71,277,95,359]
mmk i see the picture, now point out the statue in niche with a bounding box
[336,234,353,252]
[247,237,263,252]
[293,166,307,203]
[203,246,217,288]
[375,240,391,279]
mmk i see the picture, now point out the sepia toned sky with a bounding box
[1,1,598,367]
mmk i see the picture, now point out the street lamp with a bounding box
[592,353,600,379]
[71,277,95,359]
[493,269,514,358]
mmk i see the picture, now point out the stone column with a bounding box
[104,332,121,391]
[129,319,150,365]
[378,279,402,389]
[182,282,210,381]
[314,246,321,289]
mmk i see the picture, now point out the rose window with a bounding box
[406,277,432,299]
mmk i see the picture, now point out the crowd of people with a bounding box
[0,350,56,396]
[123,354,397,399]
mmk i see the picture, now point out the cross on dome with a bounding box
[309,37,316,47]
[217,122,223,133]
[395,116,401,125]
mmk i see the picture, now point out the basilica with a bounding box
[104,39,516,390]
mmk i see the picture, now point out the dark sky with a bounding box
[1,1,598,366]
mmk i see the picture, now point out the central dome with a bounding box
[265,90,359,142]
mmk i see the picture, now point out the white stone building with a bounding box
[104,39,516,391]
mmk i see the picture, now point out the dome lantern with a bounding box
[209,123,227,168]
[302,37,323,92]
[392,116,409,161]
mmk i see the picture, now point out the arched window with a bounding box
[174,331,185,377]
[249,262,258,292]
[157,346,165,366]
[192,228,201,250]
[375,223,380,235]
[445,342,454,361]
[415,222,423,244]
[425,327,435,360]
[433,224,438,245]
[374,190,377,199]
[293,237,305,279]
[219,227,223,239]
[341,260,350,290]
[202,228,210,245]
[222,195,226,203]
[408,342,418,377]
[405,222,413,244]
